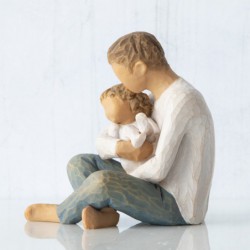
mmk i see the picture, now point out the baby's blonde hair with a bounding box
[100,84,153,117]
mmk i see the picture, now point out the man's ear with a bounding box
[132,60,147,77]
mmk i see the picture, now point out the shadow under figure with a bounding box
[24,31,215,229]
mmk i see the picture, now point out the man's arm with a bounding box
[129,94,197,183]
[96,127,153,161]
[116,140,154,161]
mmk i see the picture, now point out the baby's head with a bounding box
[100,83,152,125]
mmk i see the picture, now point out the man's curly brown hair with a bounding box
[100,83,153,117]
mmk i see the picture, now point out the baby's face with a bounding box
[101,96,135,124]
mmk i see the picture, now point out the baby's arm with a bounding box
[135,113,160,142]
[96,123,120,159]
[96,122,153,161]
[107,123,120,138]
[145,118,160,142]
[122,125,147,149]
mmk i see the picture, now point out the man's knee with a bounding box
[87,170,118,190]
[67,154,82,174]
[66,153,96,174]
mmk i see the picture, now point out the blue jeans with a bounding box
[56,154,188,225]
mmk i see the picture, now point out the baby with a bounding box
[96,83,160,174]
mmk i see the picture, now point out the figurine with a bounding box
[97,83,160,174]
[24,31,215,229]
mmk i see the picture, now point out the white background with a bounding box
[0,0,249,201]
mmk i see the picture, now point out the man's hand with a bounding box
[115,140,153,162]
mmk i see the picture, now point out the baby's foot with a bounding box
[24,204,60,223]
[82,206,119,229]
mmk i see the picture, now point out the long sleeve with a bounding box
[129,93,197,183]
[95,124,120,159]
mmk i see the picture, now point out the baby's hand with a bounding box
[135,113,149,134]
[131,132,147,148]
[122,125,146,148]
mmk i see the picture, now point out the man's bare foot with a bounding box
[24,204,60,223]
[82,206,120,229]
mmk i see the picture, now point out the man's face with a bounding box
[111,62,146,93]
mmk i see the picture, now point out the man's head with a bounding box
[107,31,169,72]
[100,83,152,124]
[107,32,170,93]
